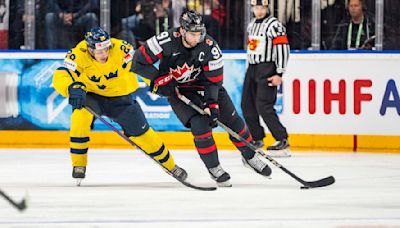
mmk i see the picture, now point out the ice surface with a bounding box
[1,149,400,228]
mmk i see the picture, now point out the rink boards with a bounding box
[0,51,399,152]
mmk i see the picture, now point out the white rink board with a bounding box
[281,54,400,135]
[1,52,399,135]
[1,149,400,228]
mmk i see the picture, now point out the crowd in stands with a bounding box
[6,0,400,50]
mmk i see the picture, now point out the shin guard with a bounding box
[228,117,255,160]
[129,128,176,171]
[194,132,220,169]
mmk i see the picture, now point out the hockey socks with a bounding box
[129,128,176,171]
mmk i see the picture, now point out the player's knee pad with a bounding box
[71,108,94,134]
[114,102,149,137]
[225,114,246,133]
[130,128,163,152]
[190,115,212,136]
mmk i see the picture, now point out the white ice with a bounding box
[1,148,400,228]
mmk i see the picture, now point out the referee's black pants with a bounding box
[241,64,288,141]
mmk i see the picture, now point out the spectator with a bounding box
[187,0,225,43]
[171,0,185,27]
[9,0,46,49]
[330,0,375,50]
[110,0,137,46]
[8,0,24,49]
[45,0,99,49]
[121,0,172,47]
[154,0,172,35]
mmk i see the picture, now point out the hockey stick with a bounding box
[175,90,335,189]
[85,107,216,191]
[0,189,27,211]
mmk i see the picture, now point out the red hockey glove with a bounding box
[150,81,176,97]
[150,74,176,97]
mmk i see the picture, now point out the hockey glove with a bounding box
[205,102,219,128]
[149,81,176,97]
[68,81,87,109]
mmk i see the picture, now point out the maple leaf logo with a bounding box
[248,37,260,51]
[169,63,201,83]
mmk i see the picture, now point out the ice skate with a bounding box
[72,166,86,186]
[266,139,291,157]
[171,165,188,182]
[252,140,264,149]
[208,165,232,187]
[242,154,272,178]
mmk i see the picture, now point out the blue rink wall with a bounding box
[0,57,263,132]
[0,51,399,152]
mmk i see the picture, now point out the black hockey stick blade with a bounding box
[0,190,28,211]
[301,176,335,189]
[177,179,217,191]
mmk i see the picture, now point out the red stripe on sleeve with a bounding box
[272,36,289,45]
[154,74,173,86]
[207,74,223,83]
[139,45,153,64]
[203,65,210,71]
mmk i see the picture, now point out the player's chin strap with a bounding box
[174,88,335,189]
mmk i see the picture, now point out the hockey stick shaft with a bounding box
[0,189,27,211]
[175,90,335,188]
[85,107,216,191]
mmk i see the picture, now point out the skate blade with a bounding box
[217,181,232,187]
[75,178,83,186]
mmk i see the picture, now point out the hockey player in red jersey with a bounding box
[131,10,271,187]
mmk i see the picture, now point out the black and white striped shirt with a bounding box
[247,16,290,75]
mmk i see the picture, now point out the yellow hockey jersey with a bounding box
[53,38,139,97]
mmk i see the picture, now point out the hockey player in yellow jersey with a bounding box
[52,27,187,185]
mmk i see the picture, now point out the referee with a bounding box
[241,0,291,157]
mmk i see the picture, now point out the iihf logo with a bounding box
[169,63,201,83]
